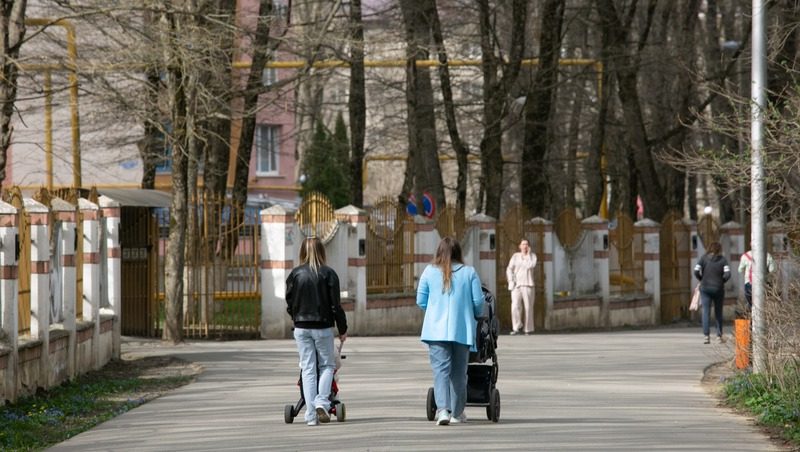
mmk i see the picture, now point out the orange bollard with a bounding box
[734,318,751,369]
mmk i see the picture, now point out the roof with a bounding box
[98,188,172,208]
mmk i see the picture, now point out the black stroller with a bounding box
[284,342,346,423]
[426,285,501,422]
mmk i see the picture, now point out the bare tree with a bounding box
[476,0,527,218]
[0,0,27,186]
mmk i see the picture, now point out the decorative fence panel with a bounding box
[609,212,645,295]
[366,196,415,295]
[660,211,692,323]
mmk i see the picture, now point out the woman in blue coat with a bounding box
[416,237,485,425]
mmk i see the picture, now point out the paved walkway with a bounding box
[49,326,784,451]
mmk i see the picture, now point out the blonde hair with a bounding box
[299,237,326,273]
[433,237,463,293]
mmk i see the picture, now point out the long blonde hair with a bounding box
[433,237,463,293]
[299,237,326,273]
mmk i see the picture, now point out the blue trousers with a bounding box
[700,287,724,337]
[428,341,469,417]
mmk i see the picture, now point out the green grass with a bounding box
[724,366,800,447]
[0,372,193,451]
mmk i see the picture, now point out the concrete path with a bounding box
[48,326,784,451]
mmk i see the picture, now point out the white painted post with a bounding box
[529,217,555,330]
[335,206,367,332]
[582,216,610,326]
[0,200,18,401]
[414,216,438,282]
[79,198,101,369]
[767,221,788,302]
[720,221,745,305]
[99,196,121,360]
[260,206,298,339]
[635,219,661,324]
[467,214,497,296]
[51,198,77,378]
[26,198,51,384]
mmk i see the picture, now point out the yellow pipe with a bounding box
[25,18,82,188]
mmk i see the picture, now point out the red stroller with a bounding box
[284,342,346,423]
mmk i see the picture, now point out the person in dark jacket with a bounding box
[693,241,731,344]
[286,237,348,426]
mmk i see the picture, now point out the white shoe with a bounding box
[450,413,467,424]
[436,410,450,425]
[307,419,318,426]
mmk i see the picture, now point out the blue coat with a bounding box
[416,264,485,348]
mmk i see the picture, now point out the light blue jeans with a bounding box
[428,341,469,418]
[294,327,335,422]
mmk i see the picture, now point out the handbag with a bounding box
[689,286,700,311]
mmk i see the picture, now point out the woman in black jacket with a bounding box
[286,237,348,426]
[693,241,731,344]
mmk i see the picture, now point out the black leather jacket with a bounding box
[285,264,348,334]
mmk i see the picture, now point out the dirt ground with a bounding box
[89,354,203,403]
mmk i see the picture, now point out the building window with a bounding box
[256,125,280,176]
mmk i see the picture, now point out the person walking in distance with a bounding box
[505,238,537,335]
[738,243,776,311]
[417,237,485,426]
[693,242,731,344]
[286,237,348,426]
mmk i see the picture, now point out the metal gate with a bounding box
[120,206,158,336]
[495,205,545,332]
[609,212,644,294]
[660,211,692,323]
[4,188,30,336]
[366,197,415,294]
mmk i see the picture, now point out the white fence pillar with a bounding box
[51,198,77,378]
[79,198,101,369]
[635,219,661,324]
[582,216,610,325]
[414,216,438,283]
[467,214,496,295]
[26,199,51,383]
[720,221,745,304]
[99,197,121,360]
[260,206,298,339]
[0,201,18,401]
[335,206,367,328]
[767,220,789,302]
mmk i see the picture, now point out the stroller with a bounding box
[426,285,501,422]
[284,342,346,423]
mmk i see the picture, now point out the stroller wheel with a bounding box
[284,404,295,424]
[487,388,500,423]
[426,387,437,421]
[336,402,346,422]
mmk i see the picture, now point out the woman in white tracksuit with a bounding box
[505,239,537,335]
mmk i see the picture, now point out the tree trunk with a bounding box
[0,0,27,186]
[348,0,366,208]
[522,0,565,218]
[596,0,668,221]
[430,0,469,213]
[399,0,445,215]
[477,0,527,218]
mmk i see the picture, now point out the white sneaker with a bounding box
[307,419,318,426]
[450,413,467,424]
[436,410,450,425]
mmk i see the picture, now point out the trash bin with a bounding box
[734,318,751,369]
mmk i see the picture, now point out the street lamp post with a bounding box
[750,0,768,374]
